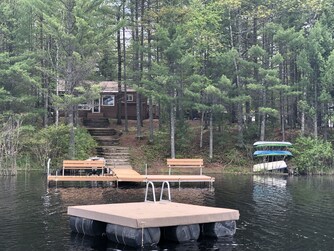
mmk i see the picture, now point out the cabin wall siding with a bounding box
[57,81,157,121]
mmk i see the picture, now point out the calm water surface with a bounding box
[1,172,334,250]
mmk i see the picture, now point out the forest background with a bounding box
[1,0,334,176]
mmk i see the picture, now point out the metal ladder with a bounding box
[144,181,171,202]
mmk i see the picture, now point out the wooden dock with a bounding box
[47,168,215,185]
[68,201,239,228]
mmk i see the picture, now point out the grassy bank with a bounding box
[113,119,334,175]
[114,119,257,174]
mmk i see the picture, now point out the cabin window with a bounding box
[78,103,91,110]
[127,94,133,102]
[102,95,115,106]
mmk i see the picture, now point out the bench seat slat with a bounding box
[167,158,203,175]
[167,159,203,165]
[63,163,104,167]
[62,160,105,175]
[63,166,104,169]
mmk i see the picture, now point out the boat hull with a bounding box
[253,160,287,172]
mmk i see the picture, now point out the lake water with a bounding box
[1,172,334,250]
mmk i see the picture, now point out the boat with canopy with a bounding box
[252,141,293,172]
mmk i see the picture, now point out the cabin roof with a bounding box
[57,80,136,93]
[99,81,136,92]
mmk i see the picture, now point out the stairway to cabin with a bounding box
[83,117,110,128]
[87,128,120,146]
[83,114,130,169]
[102,146,131,169]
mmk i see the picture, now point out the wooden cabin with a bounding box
[58,81,156,120]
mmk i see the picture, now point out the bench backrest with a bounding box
[167,158,203,166]
[63,160,105,168]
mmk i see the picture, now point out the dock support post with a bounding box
[210,178,214,191]
[47,158,51,176]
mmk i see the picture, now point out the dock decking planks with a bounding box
[47,175,117,182]
[113,168,144,182]
[68,202,239,228]
[48,168,215,183]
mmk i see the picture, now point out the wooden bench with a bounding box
[62,160,105,176]
[167,158,204,175]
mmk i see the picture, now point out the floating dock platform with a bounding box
[68,201,239,228]
[68,201,239,247]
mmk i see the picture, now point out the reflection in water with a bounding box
[253,175,287,188]
[52,186,214,206]
[70,233,109,251]
[1,173,334,250]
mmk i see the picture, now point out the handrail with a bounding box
[145,181,172,203]
[144,181,156,202]
[160,181,171,201]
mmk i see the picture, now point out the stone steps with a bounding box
[97,153,129,160]
[87,128,117,136]
[84,118,130,169]
[93,136,120,146]
[83,118,110,128]
[105,148,131,168]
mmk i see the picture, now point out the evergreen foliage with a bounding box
[3,0,334,173]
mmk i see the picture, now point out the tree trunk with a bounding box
[138,0,145,128]
[55,41,60,126]
[117,9,122,125]
[260,112,266,141]
[260,86,267,141]
[39,15,49,128]
[230,8,244,144]
[123,0,128,133]
[149,97,154,143]
[314,82,318,139]
[148,0,154,144]
[200,111,205,149]
[237,103,243,145]
[65,0,76,159]
[136,92,142,139]
[0,117,21,175]
[68,105,75,159]
[209,111,213,160]
[170,95,176,158]
[281,92,286,141]
[301,90,306,135]
[314,113,318,139]
[301,110,305,135]
[131,0,141,138]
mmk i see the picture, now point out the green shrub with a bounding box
[19,124,97,169]
[291,136,334,175]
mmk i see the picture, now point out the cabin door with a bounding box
[92,98,100,113]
